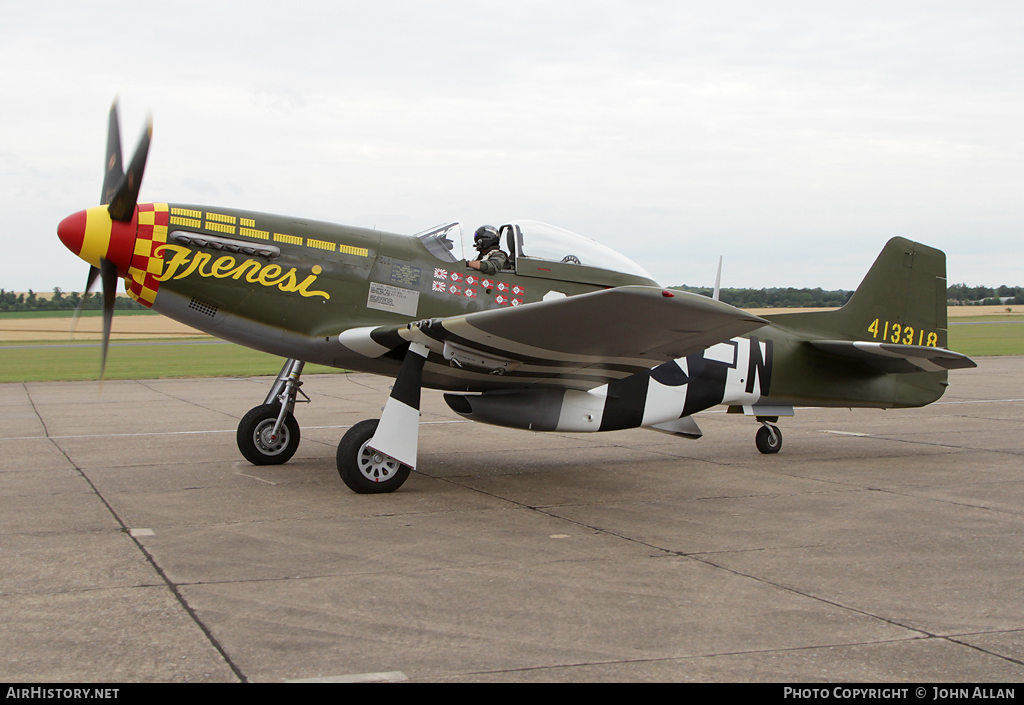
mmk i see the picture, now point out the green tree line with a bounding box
[946,284,1024,306]
[0,288,148,313]
[672,284,1024,308]
[3,283,1021,313]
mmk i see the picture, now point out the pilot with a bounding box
[467,225,509,275]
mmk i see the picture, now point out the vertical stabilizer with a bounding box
[769,237,948,348]
[839,237,948,347]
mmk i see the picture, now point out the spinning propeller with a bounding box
[58,101,151,378]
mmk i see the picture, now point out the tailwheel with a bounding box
[337,419,411,494]
[237,404,300,465]
[755,423,782,454]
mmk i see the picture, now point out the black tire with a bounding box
[236,404,300,465]
[337,419,411,494]
[755,424,782,454]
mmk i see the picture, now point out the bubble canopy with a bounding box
[416,219,656,284]
[508,220,655,281]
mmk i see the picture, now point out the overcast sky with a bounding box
[2,0,1021,292]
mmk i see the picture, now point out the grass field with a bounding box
[0,339,338,382]
[0,311,1016,383]
[947,315,1024,357]
[0,309,159,319]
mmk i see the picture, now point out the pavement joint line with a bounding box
[870,435,1024,456]
[134,379,241,421]
[464,470,999,651]
[943,637,1024,670]
[687,552,938,639]
[407,635,952,681]
[864,484,1024,518]
[676,559,1024,673]
[22,384,250,683]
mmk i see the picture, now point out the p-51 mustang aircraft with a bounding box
[56,104,976,493]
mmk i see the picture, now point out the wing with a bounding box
[809,340,977,374]
[340,286,767,390]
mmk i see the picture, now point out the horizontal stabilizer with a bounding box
[809,340,977,374]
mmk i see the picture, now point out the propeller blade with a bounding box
[69,265,101,341]
[101,101,124,206]
[99,259,118,379]
[107,116,151,222]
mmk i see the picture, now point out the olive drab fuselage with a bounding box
[135,204,953,409]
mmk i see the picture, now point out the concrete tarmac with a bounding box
[1,358,1022,683]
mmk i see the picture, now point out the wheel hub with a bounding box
[254,419,290,456]
[358,441,399,482]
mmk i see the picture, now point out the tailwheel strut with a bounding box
[755,420,782,454]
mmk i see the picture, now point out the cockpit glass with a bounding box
[414,222,461,263]
[512,220,654,280]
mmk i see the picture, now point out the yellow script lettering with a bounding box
[256,264,283,287]
[174,251,212,280]
[154,245,192,281]
[211,255,237,278]
[154,244,329,300]
[296,265,330,299]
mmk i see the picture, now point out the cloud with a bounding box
[2,1,1022,291]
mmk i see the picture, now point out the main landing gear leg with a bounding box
[337,343,428,493]
[237,358,309,465]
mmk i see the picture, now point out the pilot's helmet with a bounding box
[474,225,500,252]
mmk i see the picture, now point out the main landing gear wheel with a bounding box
[755,424,782,454]
[237,404,300,465]
[337,419,411,494]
